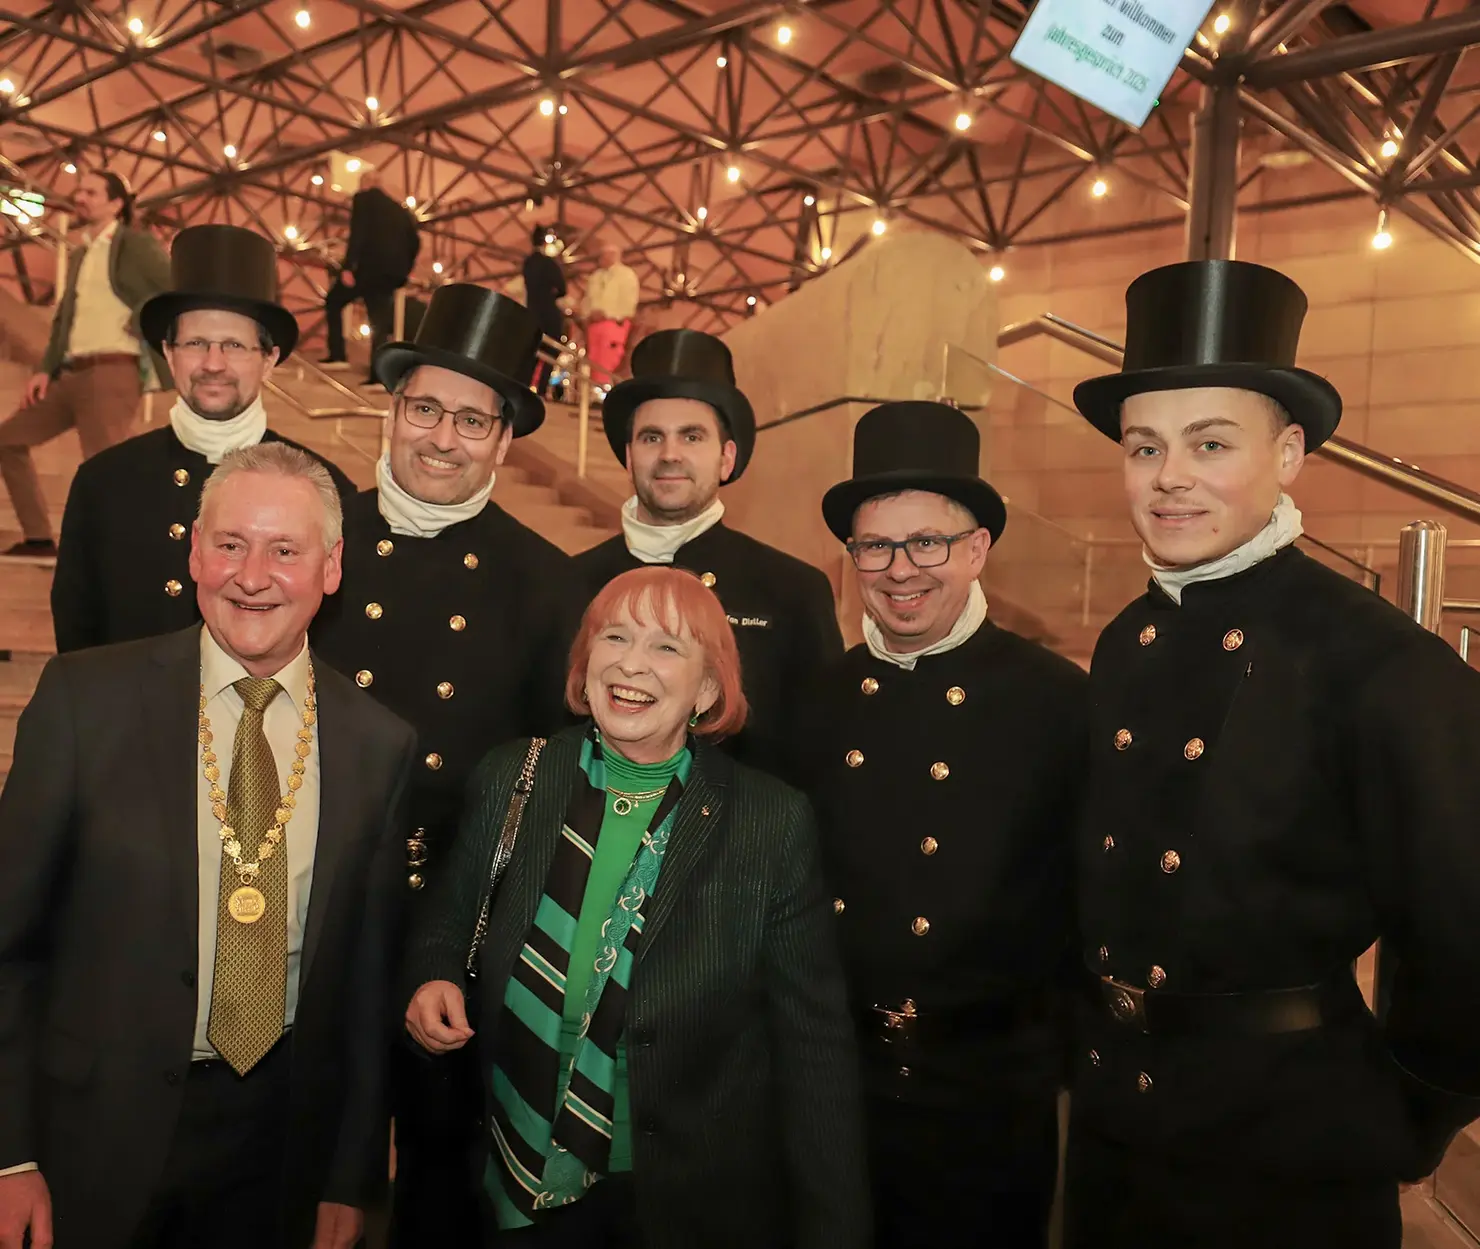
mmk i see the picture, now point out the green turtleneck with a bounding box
[558,742,687,1173]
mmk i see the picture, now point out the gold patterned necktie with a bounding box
[207,676,288,1076]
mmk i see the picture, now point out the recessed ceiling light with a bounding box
[716,55,728,67]
[346,158,361,172]
[539,98,555,117]
[152,129,167,142]
[0,79,15,96]
[63,162,76,174]
[284,225,299,240]
[359,323,371,336]
[697,206,708,220]
[726,165,741,183]
[803,194,815,206]
[820,246,832,260]
[872,218,886,235]
[311,174,324,186]
[432,261,444,274]
[989,264,1005,282]
[365,96,378,111]
[223,144,238,159]
[127,16,144,35]
[777,25,792,44]
[1091,177,1108,198]
[1213,13,1231,34]
[955,112,971,131]
[295,8,311,27]
[1380,138,1400,159]
[746,295,757,305]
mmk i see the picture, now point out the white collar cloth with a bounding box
[620,495,725,564]
[1147,493,1304,606]
[375,452,494,538]
[169,395,269,465]
[863,580,988,671]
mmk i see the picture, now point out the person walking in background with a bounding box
[523,224,567,395]
[405,565,869,1249]
[50,223,354,654]
[0,443,415,1249]
[0,167,170,558]
[321,170,420,378]
[581,241,639,384]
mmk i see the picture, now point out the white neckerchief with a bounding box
[620,495,725,564]
[169,394,269,464]
[375,452,493,538]
[1147,493,1304,605]
[863,580,988,671]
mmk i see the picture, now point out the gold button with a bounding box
[437,682,454,699]
[1103,835,1115,853]
[164,579,182,596]
[1148,965,1167,988]
[930,761,950,781]
[700,571,717,588]
[173,468,189,486]
[912,917,930,936]
[898,1066,911,1077]
[408,873,425,891]
[1098,945,1110,963]
[464,553,479,569]
[1139,624,1156,646]
[845,749,864,768]
[861,677,879,695]
[450,614,467,631]
[355,670,373,688]
[365,602,383,620]
[1114,728,1132,751]
[946,686,965,706]
[1184,737,1205,760]
[425,752,443,770]
[1089,1049,1101,1067]
[1161,849,1181,874]
[921,836,938,856]
[1223,628,1244,651]
[376,539,394,557]
[833,897,845,915]
[168,523,186,540]
[1137,1071,1153,1093]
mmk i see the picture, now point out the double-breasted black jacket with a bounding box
[1075,546,1480,1181]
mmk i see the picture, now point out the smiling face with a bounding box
[851,490,990,653]
[164,307,277,420]
[627,397,737,524]
[190,470,342,677]
[388,364,513,505]
[586,590,719,764]
[1121,387,1306,569]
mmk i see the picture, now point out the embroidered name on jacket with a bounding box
[726,614,772,628]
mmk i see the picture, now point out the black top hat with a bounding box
[1074,259,1342,448]
[822,401,1007,543]
[373,284,545,436]
[140,224,299,357]
[601,329,758,481]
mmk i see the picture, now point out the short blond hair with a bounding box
[198,442,343,550]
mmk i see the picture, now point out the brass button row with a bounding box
[857,678,964,706]
[1114,728,1207,760]
[165,579,182,596]
[173,468,190,486]
[1137,623,1244,653]
[365,602,383,620]
[464,553,479,569]
[921,836,938,856]
[169,523,186,540]
[425,753,442,770]
[912,917,930,936]
[377,539,394,557]
[700,571,717,588]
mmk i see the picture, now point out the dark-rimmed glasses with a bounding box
[846,529,979,572]
[399,394,502,441]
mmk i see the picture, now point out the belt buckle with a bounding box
[1100,977,1149,1033]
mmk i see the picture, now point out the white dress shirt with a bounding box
[193,627,321,1060]
[65,221,140,359]
[582,262,640,322]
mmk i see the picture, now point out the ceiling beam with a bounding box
[1245,8,1480,87]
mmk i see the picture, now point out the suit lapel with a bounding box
[139,628,209,968]
[638,747,730,960]
[299,659,363,989]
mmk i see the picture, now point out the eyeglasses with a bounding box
[169,338,269,363]
[399,394,503,441]
[845,529,979,572]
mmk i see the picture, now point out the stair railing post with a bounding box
[1396,519,1447,633]
[576,357,591,479]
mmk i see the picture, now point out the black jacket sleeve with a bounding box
[50,467,103,653]
[344,191,370,275]
[1354,635,1480,1169]
[0,657,77,1167]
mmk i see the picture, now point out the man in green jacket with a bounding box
[0,168,171,557]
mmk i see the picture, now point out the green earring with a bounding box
[689,711,701,728]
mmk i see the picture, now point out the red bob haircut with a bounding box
[566,565,749,741]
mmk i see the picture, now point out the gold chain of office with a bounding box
[197,665,317,924]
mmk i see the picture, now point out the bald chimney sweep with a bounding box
[312,283,579,1249]
[51,223,354,653]
[573,329,842,777]
[1064,259,1480,1249]
[797,402,1087,1249]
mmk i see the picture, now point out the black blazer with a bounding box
[345,188,419,287]
[0,627,417,1249]
[405,726,870,1249]
[51,426,357,655]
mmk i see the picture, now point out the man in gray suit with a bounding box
[0,168,171,558]
[0,443,415,1249]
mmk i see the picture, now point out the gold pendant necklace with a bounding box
[607,784,668,817]
[198,665,317,924]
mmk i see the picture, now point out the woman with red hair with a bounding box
[403,566,868,1249]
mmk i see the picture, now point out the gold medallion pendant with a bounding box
[612,796,635,816]
[228,885,267,924]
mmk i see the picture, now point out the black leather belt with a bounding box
[1090,971,1339,1037]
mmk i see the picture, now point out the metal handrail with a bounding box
[994,316,1480,526]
